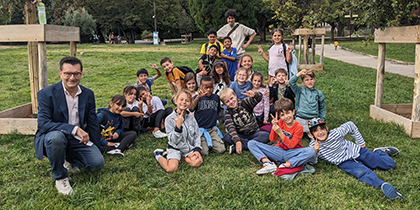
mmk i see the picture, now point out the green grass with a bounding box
[1,43,419,209]
[339,41,415,63]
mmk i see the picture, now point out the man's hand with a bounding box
[240,89,255,98]
[242,43,249,50]
[235,141,242,154]
[76,127,89,144]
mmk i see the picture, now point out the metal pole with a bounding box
[154,2,157,31]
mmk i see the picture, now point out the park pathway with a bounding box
[314,44,415,78]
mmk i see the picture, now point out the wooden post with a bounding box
[320,35,325,64]
[303,35,308,64]
[311,35,316,64]
[24,2,39,117]
[375,43,386,107]
[298,35,302,63]
[70,41,77,57]
[38,42,48,89]
[412,43,420,121]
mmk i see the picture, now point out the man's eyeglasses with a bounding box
[61,71,82,79]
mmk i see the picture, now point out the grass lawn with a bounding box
[1,42,419,209]
[339,41,415,63]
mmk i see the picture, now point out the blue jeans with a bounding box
[338,147,395,188]
[44,131,104,180]
[248,140,316,168]
[223,130,270,152]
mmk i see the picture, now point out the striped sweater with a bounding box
[225,92,262,143]
[309,121,366,165]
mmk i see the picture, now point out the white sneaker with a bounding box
[55,177,73,195]
[107,149,124,157]
[153,130,167,138]
[256,162,277,175]
[63,160,80,173]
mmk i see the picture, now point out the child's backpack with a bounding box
[204,42,222,55]
[166,66,194,81]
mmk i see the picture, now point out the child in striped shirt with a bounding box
[308,118,404,200]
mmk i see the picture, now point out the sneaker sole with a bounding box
[381,183,405,199]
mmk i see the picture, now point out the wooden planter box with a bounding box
[0,103,37,135]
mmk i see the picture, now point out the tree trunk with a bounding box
[97,25,106,43]
[330,25,335,41]
[257,22,266,42]
[337,22,345,37]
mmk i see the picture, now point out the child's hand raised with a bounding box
[287,42,294,52]
[240,89,255,98]
[197,89,206,98]
[172,109,185,130]
[270,113,279,125]
[296,69,308,77]
[257,46,264,55]
[150,64,159,70]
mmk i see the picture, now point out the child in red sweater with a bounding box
[248,98,317,175]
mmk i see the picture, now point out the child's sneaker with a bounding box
[381,183,405,199]
[153,148,164,161]
[107,149,124,157]
[228,145,235,155]
[256,162,277,175]
[373,146,399,156]
[278,163,287,168]
[153,130,167,138]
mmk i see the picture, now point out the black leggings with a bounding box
[144,107,173,129]
[100,131,137,153]
[123,106,143,132]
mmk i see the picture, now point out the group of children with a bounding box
[99,28,405,200]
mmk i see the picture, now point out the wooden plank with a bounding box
[0,118,37,135]
[311,35,316,64]
[298,35,302,64]
[38,42,48,89]
[45,25,79,42]
[382,104,413,114]
[370,105,413,136]
[411,121,420,138]
[320,35,325,64]
[297,64,324,71]
[375,43,386,107]
[0,103,33,118]
[0,25,79,42]
[412,43,420,121]
[374,25,420,43]
[293,28,326,36]
[25,3,39,116]
[303,35,308,64]
[70,41,77,57]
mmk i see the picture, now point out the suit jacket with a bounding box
[34,81,101,160]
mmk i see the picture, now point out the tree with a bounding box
[62,7,96,37]
[255,0,275,42]
[189,0,258,34]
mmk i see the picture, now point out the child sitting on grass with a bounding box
[192,76,225,156]
[154,89,203,173]
[159,57,185,99]
[121,85,143,133]
[269,68,295,115]
[220,88,270,155]
[308,118,404,200]
[249,98,316,175]
[200,29,223,56]
[289,69,325,138]
[229,67,252,100]
[197,45,221,86]
[250,72,270,125]
[138,87,173,139]
[134,66,167,106]
[221,36,237,80]
[97,95,137,157]
[183,72,198,98]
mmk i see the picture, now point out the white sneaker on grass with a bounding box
[153,130,167,138]
[256,162,277,175]
[63,160,80,173]
[107,149,124,157]
[373,146,399,156]
[55,177,73,195]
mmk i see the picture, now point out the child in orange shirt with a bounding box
[248,98,317,175]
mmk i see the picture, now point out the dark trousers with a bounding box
[123,106,143,132]
[100,131,137,153]
[223,130,270,152]
[338,148,395,188]
[144,107,173,129]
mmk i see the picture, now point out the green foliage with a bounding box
[141,30,153,40]
[179,8,195,35]
[188,0,258,34]
[63,7,96,36]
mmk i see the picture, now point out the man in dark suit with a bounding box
[34,56,104,195]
